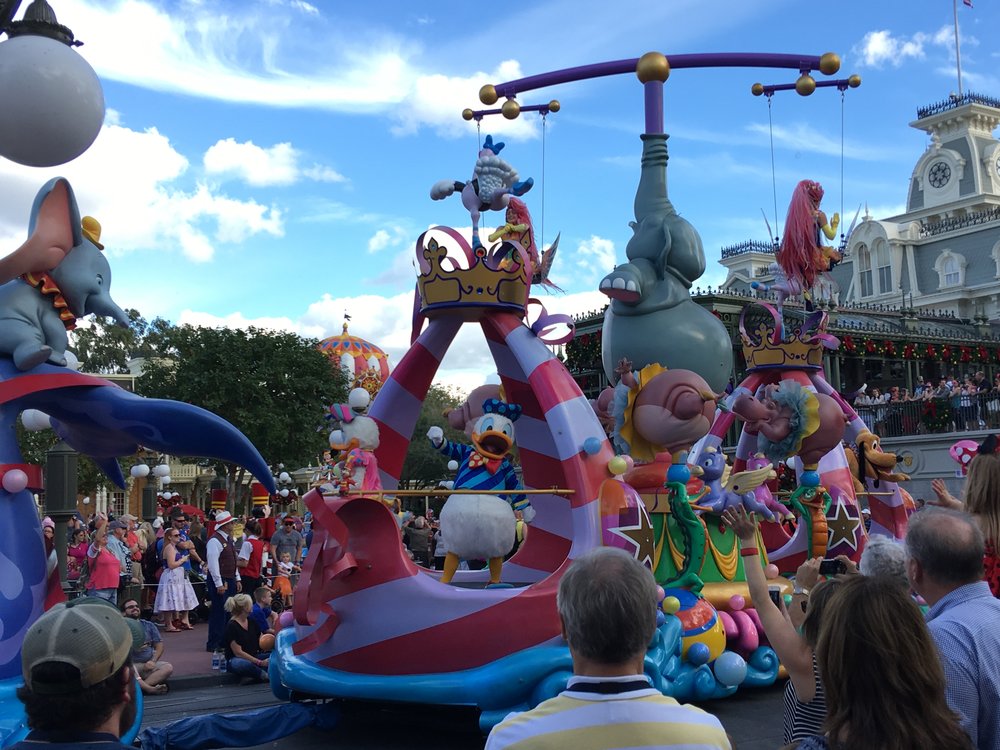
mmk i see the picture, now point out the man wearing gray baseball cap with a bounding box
[12,597,136,749]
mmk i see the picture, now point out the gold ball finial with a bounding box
[501,98,520,120]
[462,108,475,121]
[819,52,841,76]
[795,74,816,97]
[479,84,498,105]
[848,74,861,89]
[636,51,670,84]
[751,83,765,97]
[548,99,560,113]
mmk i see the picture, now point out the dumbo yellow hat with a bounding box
[81,216,104,250]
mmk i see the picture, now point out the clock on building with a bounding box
[995,155,1000,178]
[928,161,951,188]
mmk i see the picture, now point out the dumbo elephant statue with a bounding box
[599,135,734,392]
[0,178,129,369]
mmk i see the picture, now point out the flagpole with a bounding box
[953,0,964,96]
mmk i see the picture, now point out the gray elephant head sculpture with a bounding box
[599,135,733,392]
[0,178,129,370]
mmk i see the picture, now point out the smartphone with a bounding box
[819,558,846,576]
[767,586,782,606]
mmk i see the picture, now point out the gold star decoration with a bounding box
[609,507,656,568]
[826,501,862,551]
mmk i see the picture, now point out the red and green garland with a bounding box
[841,336,998,364]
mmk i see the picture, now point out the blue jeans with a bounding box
[88,588,116,602]
[206,577,238,651]
[228,653,267,681]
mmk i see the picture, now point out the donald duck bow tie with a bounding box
[467,451,503,474]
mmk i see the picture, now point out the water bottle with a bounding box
[219,653,227,673]
[211,650,220,670]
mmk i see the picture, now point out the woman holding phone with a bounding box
[723,506,843,745]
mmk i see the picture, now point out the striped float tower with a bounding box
[695,304,911,573]
[281,226,617,689]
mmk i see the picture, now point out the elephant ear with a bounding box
[0,178,80,284]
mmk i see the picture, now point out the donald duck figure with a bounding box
[427,399,534,585]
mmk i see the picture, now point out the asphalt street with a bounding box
[138,681,786,749]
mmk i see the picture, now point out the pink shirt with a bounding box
[87,544,121,590]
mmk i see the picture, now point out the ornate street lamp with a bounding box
[129,454,171,523]
[0,0,105,166]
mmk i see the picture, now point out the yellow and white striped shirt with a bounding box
[485,675,732,750]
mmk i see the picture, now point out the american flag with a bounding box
[964,0,973,7]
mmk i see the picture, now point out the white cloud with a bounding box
[67,1,415,111]
[302,165,348,184]
[854,30,927,68]
[395,59,539,140]
[203,139,299,186]
[0,123,283,263]
[568,236,617,286]
[368,230,392,253]
[203,138,347,187]
[29,3,544,140]
[367,226,409,254]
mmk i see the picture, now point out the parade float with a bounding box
[0,178,276,747]
[264,49,911,729]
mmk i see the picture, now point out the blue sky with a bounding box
[0,0,997,392]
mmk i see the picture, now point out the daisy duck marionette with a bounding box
[327,388,382,499]
[427,398,533,585]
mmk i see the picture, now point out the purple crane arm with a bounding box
[490,53,830,99]
[489,52,833,133]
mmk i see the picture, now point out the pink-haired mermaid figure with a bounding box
[753,180,840,311]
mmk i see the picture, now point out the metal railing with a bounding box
[853,391,1000,438]
[918,206,1000,238]
[916,92,1000,119]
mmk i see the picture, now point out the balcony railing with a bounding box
[720,240,779,259]
[918,206,1000,238]
[854,391,1000,438]
[916,92,1000,119]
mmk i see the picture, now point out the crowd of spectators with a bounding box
[852,371,1000,436]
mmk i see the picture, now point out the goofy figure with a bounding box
[427,399,534,585]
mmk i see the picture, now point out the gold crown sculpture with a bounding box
[416,236,529,318]
[741,320,834,370]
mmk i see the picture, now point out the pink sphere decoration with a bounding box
[277,611,295,631]
[623,455,635,471]
[2,469,28,494]
[765,564,780,579]
[655,585,665,602]
[728,594,746,611]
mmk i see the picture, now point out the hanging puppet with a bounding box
[430,135,534,249]
[427,398,533,585]
[327,388,382,499]
[753,180,840,311]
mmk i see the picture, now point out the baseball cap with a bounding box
[119,514,137,523]
[22,598,132,695]
[108,519,127,530]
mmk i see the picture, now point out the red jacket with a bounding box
[240,536,268,579]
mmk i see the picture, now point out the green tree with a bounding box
[399,383,465,495]
[69,309,175,374]
[137,325,349,506]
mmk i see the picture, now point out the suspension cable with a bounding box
[540,112,547,252]
[767,94,780,244]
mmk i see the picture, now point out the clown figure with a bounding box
[427,399,533,585]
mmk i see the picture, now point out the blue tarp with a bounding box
[137,702,339,750]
